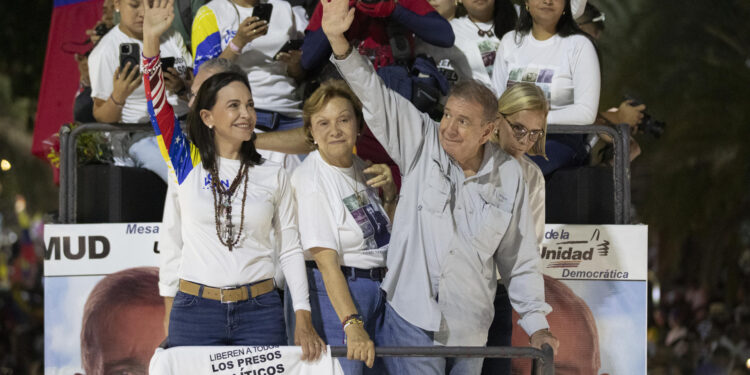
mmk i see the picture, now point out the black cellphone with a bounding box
[119,43,140,71]
[274,39,303,59]
[252,3,273,23]
[161,57,176,71]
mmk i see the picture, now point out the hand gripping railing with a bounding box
[58,123,154,223]
[546,123,631,224]
[329,344,555,375]
[58,123,631,224]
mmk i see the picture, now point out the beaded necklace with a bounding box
[210,161,249,251]
[469,18,495,37]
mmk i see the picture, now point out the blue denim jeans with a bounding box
[167,287,287,347]
[529,134,589,177]
[255,109,304,132]
[307,267,387,375]
[380,302,483,375]
[481,283,512,375]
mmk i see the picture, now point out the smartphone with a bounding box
[119,43,140,71]
[161,57,175,71]
[252,3,273,24]
[274,39,303,59]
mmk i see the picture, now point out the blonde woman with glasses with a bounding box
[483,82,548,375]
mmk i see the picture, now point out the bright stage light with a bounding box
[0,159,10,171]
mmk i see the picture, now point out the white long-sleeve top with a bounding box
[491,31,600,125]
[143,55,310,312]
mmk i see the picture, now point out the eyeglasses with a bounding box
[501,114,545,142]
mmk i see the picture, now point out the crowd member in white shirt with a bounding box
[448,0,517,87]
[140,0,324,357]
[483,82,548,374]
[491,0,600,177]
[417,0,516,89]
[191,0,308,132]
[89,0,192,182]
[291,80,398,374]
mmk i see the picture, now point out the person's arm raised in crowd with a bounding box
[191,5,268,73]
[324,0,432,173]
[546,37,600,125]
[255,127,315,154]
[389,3,454,47]
[493,167,559,355]
[143,0,199,183]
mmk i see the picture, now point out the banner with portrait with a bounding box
[512,224,648,375]
[43,223,162,374]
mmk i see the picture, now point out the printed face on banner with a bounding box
[73,267,166,375]
[511,275,602,375]
[92,304,166,375]
[512,224,648,375]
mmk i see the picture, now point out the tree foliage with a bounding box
[594,0,750,296]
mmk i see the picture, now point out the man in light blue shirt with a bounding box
[319,0,559,373]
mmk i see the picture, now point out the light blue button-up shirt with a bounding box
[332,52,551,346]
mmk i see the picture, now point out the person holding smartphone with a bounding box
[192,0,308,132]
[88,0,193,182]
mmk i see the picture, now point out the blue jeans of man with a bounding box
[307,267,387,375]
[481,283,513,375]
[380,302,483,375]
[167,287,287,347]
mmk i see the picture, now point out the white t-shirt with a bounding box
[89,26,192,123]
[192,0,307,117]
[450,17,501,87]
[291,151,389,270]
[159,157,311,311]
[491,31,600,125]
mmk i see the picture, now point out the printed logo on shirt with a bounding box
[223,30,238,46]
[342,189,390,252]
[204,174,230,190]
[477,39,500,76]
[507,65,555,101]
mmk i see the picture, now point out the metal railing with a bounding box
[58,122,153,223]
[328,345,555,375]
[58,123,631,224]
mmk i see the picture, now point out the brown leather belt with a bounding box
[179,279,275,303]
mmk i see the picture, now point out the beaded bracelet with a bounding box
[342,313,364,329]
[141,60,162,77]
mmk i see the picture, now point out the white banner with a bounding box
[511,224,648,375]
[43,223,161,276]
[540,224,647,281]
[150,346,344,375]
